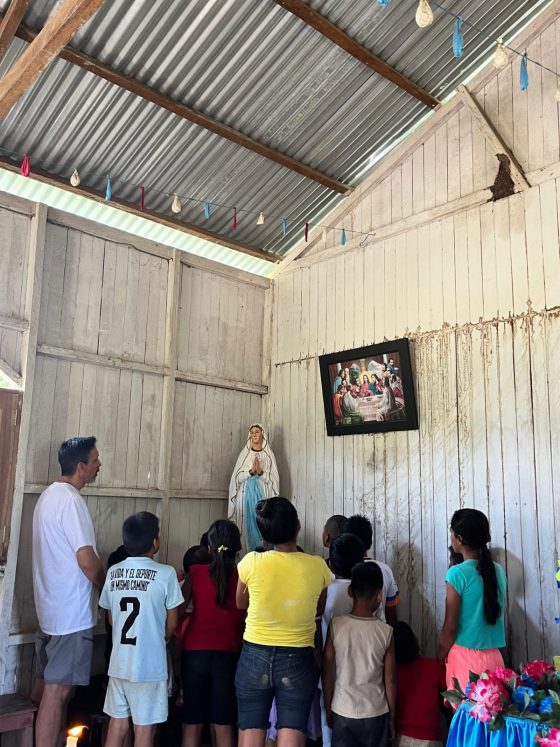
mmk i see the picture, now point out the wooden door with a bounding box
[0,390,23,566]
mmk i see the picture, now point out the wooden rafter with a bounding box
[457,85,530,191]
[0,156,281,264]
[0,0,107,119]
[0,0,28,64]
[4,19,351,195]
[273,0,440,110]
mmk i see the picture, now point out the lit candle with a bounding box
[66,725,86,747]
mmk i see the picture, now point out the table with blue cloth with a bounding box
[447,702,540,747]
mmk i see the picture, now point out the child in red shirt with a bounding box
[181,520,245,747]
[394,622,446,747]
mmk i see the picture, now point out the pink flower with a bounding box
[467,676,508,723]
[522,660,554,682]
[537,728,560,746]
[488,666,519,686]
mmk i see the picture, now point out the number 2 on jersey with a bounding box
[120,597,140,645]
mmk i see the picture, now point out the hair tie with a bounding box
[217,545,228,553]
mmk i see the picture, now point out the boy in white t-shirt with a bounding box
[99,512,183,747]
[322,562,397,747]
[342,515,400,624]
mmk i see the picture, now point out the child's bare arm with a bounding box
[384,636,397,740]
[165,606,179,640]
[322,628,336,729]
[236,578,249,610]
[438,583,460,660]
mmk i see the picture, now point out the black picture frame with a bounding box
[319,338,419,436]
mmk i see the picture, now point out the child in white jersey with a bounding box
[322,562,396,747]
[100,512,184,747]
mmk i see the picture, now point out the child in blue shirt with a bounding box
[100,511,184,747]
[438,508,507,696]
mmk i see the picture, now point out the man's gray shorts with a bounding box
[35,628,94,686]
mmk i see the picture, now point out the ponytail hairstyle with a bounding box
[207,520,241,608]
[450,508,500,625]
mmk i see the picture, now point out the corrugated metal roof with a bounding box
[0,0,551,268]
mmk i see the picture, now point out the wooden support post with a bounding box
[157,250,181,562]
[0,203,46,693]
[457,84,530,191]
[0,0,29,64]
[273,0,439,109]
[0,0,107,119]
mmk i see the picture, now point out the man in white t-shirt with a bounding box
[32,436,105,747]
[99,511,183,746]
[341,515,400,625]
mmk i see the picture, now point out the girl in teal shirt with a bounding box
[438,509,507,696]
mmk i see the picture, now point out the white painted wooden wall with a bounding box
[0,199,268,693]
[266,9,560,664]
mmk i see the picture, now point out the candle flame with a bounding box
[67,725,87,737]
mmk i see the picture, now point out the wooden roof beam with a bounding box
[4,19,351,195]
[273,0,440,110]
[0,0,28,64]
[0,156,281,264]
[0,0,108,119]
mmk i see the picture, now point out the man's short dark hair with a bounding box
[324,514,346,540]
[122,511,159,556]
[58,437,97,476]
[350,561,383,599]
[329,533,365,579]
[342,514,373,551]
[256,497,298,545]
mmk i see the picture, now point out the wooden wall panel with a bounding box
[25,358,164,490]
[176,265,266,385]
[171,381,262,497]
[39,223,169,365]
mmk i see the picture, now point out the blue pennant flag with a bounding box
[203,201,211,219]
[281,218,288,237]
[341,228,347,246]
[520,52,529,91]
[105,175,111,200]
[453,18,464,58]
[377,0,391,6]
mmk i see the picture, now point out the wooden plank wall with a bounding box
[268,11,560,664]
[0,207,268,692]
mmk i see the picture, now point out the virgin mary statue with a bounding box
[228,424,279,550]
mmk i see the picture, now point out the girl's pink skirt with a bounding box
[445,643,504,700]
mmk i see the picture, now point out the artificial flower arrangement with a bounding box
[443,658,560,743]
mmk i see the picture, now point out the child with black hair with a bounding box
[323,561,396,747]
[394,622,445,747]
[322,515,347,553]
[438,509,507,696]
[99,511,184,747]
[181,519,246,747]
[320,533,365,747]
[342,514,400,625]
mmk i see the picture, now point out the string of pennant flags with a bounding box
[7,0,560,249]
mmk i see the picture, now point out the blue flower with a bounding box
[520,672,540,689]
[538,696,554,714]
[512,686,538,713]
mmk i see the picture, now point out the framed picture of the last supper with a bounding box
[319,338,419,437]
